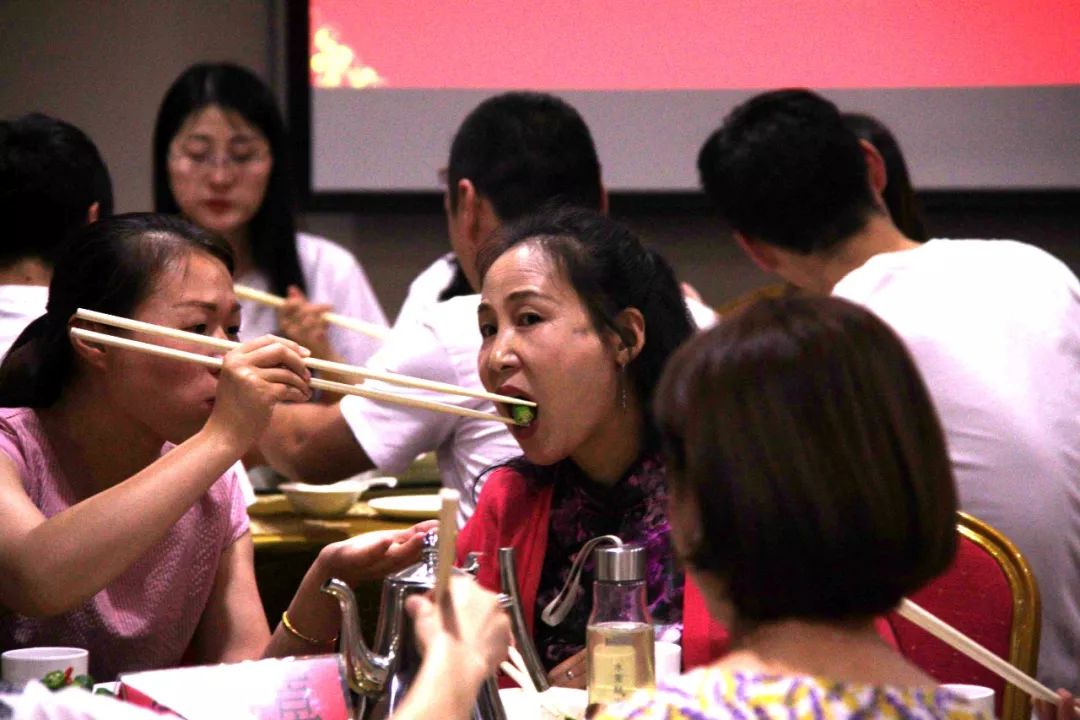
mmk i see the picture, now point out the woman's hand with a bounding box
[278,285,336,360]
[1036,690,1079,720]
[264,521,437,659]
[548,648,588,689]
[319,520,436,585]
[406,576,511,680]
[206,335,312,451]
[392,577,511,720]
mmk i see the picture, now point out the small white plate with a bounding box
[499,687,587,719]
[367,494,442,520]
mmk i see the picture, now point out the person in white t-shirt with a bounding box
[696,88,1080,693]
[0,114,113,360]
[393,252,464,330]
[153,63,387,367]
[259,92,610,526]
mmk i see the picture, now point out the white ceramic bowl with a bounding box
[279,476,396,518]
[279,482,361,517]
[2,647,88,687]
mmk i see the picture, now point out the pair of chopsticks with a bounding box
[71,309,533,426]
[431,492,566,717]
[432,493,574,716]
[501,646,573,717]
[433,489,459,604]
[897,599,1059,704]
[234,284,390,341]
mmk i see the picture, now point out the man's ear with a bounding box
[598,184,610,215]
[455,178,482,246]
[859,139,888,196]
[86,201,100,225]
[734,231,780,273]
[611,307,646,366]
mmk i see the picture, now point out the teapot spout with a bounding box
[322,577,390,694]
[498,547,551,691]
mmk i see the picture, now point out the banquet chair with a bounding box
[885,511,1040,720]
[682,512,1039,720]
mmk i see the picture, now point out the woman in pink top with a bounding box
[0,214,428,681]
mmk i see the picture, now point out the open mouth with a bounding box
[497,388,539,427]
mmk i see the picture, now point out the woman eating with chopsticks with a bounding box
[458,207,695,689]
[594,296,977,719]
[0,213,429,682]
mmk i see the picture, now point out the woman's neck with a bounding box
[0,257,52,286]
[221,226,253,278]
[37,379,166,498]
[716,617,936,688]
[571,393,646,487]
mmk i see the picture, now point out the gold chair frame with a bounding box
[955,511,1041,720]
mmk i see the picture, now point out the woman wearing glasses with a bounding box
[152,63,387,366]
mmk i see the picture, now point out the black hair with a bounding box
[0,213,234,408]
[0,113,113,267]
[477,206,694,484]
[654,296,957,625]
[446,92,603,223]
[697,89,881,254]
[843,112,928,242]
[152,62,304,297]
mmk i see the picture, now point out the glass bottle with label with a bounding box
[586,544,655,706]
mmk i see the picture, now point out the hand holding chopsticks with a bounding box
[73,308,533,425]
[234,284,390,341]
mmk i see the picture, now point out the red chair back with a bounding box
[884,512,1040,720]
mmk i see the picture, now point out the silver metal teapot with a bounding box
[322,531,547,719]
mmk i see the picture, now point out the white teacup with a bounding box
[654,641,682,684]
[941,683,995,717]
[1,647,89,687]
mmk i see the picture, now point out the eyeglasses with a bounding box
[169,149,271,175]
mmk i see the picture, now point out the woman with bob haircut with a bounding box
[153,62,386,366]
[459,206,695,688]
[0,214,426,681]
[596,296,976,719]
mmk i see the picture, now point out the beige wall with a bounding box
[0,0,770,317]
[2,1,1074,319]
[0,0,273,214]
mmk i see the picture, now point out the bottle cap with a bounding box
[594,545,646,582]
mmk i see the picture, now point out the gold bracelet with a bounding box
[281,610,338,646]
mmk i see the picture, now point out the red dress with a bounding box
[457,465,897,673]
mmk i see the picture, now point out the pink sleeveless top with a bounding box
[0,407,249,682]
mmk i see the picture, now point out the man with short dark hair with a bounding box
[0,113,113,355]
[261,92,607,526]
[697,88,1080,691]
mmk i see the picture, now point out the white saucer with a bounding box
[367,494,442,520]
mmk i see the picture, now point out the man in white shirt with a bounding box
[260,92,608,526]
[0,114,112,359]
[696,88,1080,692]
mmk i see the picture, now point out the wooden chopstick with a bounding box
[434,489,460,604]
[69,328,517,426]
[501,653,568,718]
[74,309,535,409]
[897,599,1059,704]
[233,284,391,341]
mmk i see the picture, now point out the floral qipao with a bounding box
[534,454,683,668]
[595,669,986,720]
